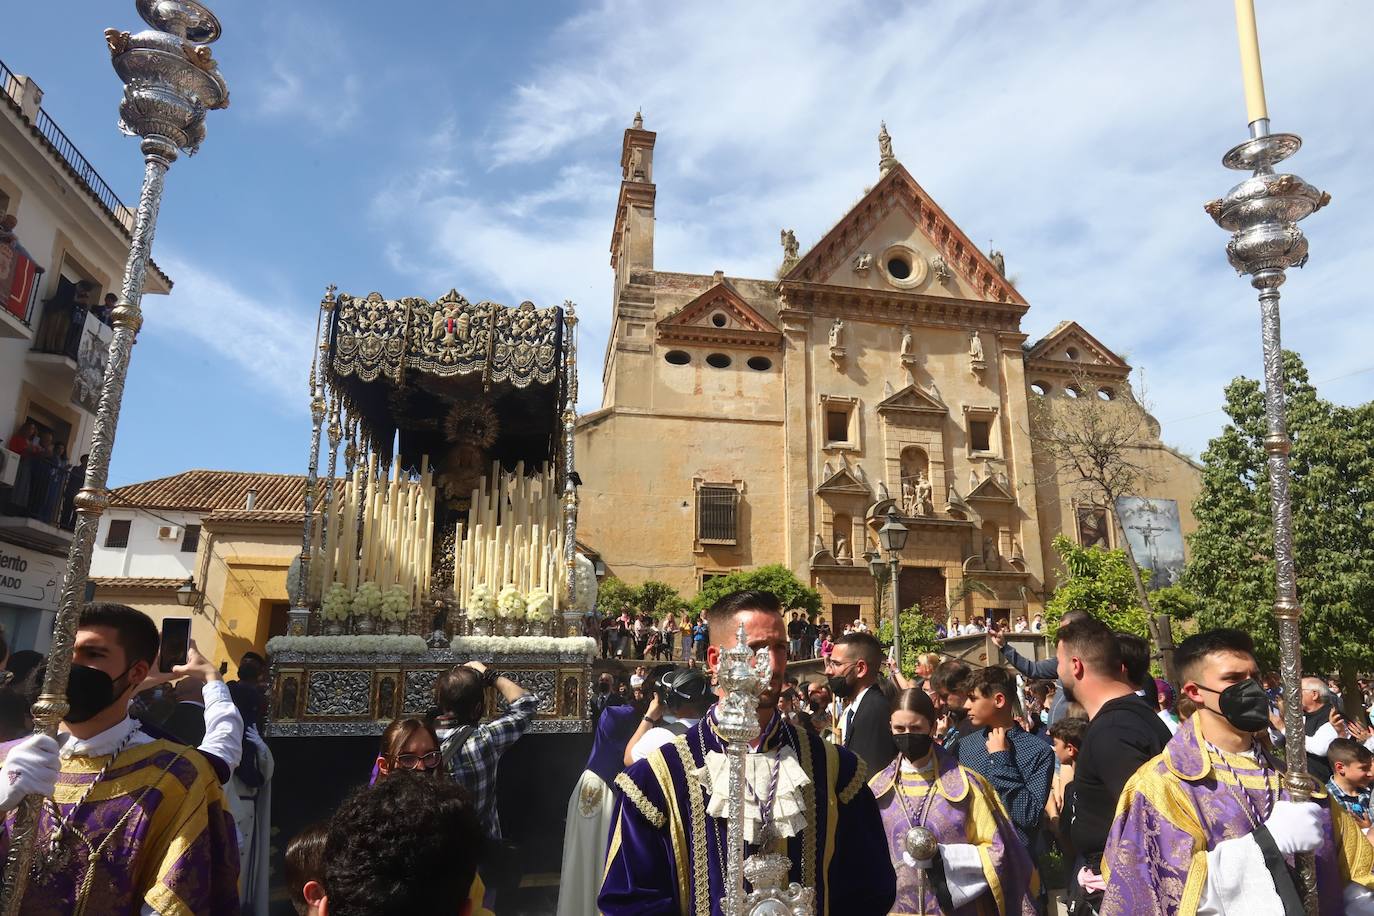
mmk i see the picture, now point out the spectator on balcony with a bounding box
[62,281,97,358]
[1,215,42,322]
[60,452,87,529]
[34,280,94,355]
[22,430,55,520]
[38,442,69,524]
[92,292,116,326]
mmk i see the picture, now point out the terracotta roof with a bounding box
[90,577,183,590]
[110,470,310,513]
[202,508,303,525]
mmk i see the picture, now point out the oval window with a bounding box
[664,350,691,366]
[1030,381,1049,397]
[747,356,772,371]
[711,313,727,328]
[1097,387,1114,401]
[706,353,732,369]
[886,256,912,280]
[1065,384,1081,399]
[1065,347,1080,360]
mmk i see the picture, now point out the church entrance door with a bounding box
[897,568,945,620]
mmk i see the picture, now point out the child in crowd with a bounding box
[284,822,329,916]
[1328,737,1374,840]
[1046,716,1087,857]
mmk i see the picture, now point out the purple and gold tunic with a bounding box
[0,739,240,916]
[870,748,1039,916]
[599,710,897,916]
[1100,713,1374,915]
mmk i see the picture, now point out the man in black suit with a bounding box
[824,631,896,774]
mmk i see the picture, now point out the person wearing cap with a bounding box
[625,666,712,764]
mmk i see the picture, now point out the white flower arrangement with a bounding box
[450,635,598,658]
[267,634,430,655]
[379,585,411,623]
[496,584,526,620]
[320,583,353,622]
[353,581,383,619]
[466,584,496,621]
[525,587,554,622]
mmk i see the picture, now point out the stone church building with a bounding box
[576,116,1201,629]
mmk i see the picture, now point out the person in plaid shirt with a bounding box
[1327,738,1374,836]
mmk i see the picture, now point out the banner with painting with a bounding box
[72,312,112,414]
[1114,496,1186,589]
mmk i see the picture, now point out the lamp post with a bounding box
[863,547,885,624]
[0,2,228,908]
[877,508,909,667]
[1204,3,1328,912]
[175,576,197,608]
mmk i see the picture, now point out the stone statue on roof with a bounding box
[878,121,894,161]
[781,229,799,261]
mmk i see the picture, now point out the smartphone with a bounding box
[159,617,192,673]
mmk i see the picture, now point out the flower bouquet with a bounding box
[496,584,526,635]
[352,581,382,635]
[380,585,411,634]
[320,583,352,635]
[466,584,496,635]
[524,587,554,635]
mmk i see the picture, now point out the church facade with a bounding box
[575,117,1202,628]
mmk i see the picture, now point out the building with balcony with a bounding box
[0,57,172,650]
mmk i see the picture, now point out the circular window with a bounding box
[1097,387,1114,401]
[1030,382,1049,397]
[711,313,727,328]
[747,356,772,371]
[1065,384,1082,399]
[664,350,691,366]
[706,353,732,369]
[1065,347,1079,360]
[886,257,911,280]
[880,245,929,289]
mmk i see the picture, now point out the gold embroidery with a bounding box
[578,776,604,817]
[838,756,869,805]
[648,746,691,914]
[678,736,711,916]
[797,730,818,891]
[614,772,666,829]
[821,740,841,915]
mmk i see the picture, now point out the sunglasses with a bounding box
[392,751,442,771]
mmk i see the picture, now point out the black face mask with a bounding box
[66,663,135,724]
[892,732,933,761]
[1196,679,1271,733]
[827,674,855,699]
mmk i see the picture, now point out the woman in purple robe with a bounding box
[870,688,1039,915]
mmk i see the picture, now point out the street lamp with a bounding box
[877,508,909,666]
[175,576,197,608]
[863,547,885,626]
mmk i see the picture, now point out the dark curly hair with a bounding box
[325,772,484,916]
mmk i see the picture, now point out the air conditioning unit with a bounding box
[0,448,17,487]
[157,525,182,541]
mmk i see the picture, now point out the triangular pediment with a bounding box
[658,280,782,349]
[784,164,1024,306]
[1025,321,1129,369]
[966,474,1015,502]
[876,383,947,415]
[816,466,870,496]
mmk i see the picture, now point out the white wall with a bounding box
[90,509,202,580]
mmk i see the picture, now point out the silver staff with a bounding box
[0,2,228,909]
[1206,3,1329,912]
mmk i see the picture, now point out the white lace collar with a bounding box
[60,717,150,759]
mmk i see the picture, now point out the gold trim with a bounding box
[613,772,666,829]
[821,740,841,914]
[838,756,869,804]
[797,731,818,891]
[649,746,692,914]
[679,736,710,916]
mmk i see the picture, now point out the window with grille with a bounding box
[105,519,131,549]
[697,486,739,544]
[180,524,201,553]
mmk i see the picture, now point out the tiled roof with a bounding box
[90,577,183,590]
[110,470,310,513]
[202,508,303,525]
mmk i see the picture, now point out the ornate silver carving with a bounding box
[2,4,230,906]
[1207,120,1328,914]
[305,670,372,717]
[402,669,440,715]
[266,717,591,738]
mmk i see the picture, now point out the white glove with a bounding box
[1263,800,1323,855]
[0,734,61,812]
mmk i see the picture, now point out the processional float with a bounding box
[1,0,229,908]
[1207,1,1330,911]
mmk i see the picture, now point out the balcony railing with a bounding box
[0,56,134,233]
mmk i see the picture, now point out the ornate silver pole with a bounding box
[0,2,228,908]
[1205,6,1329,910]
[287,286,332,637]
[319,388,342,575]
[561,301,580,636]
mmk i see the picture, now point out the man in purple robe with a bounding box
[599,590,896,915]
[1101,628,1374,915]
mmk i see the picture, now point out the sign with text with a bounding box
[0,542,64,612]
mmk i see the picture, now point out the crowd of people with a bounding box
[595,606,843,663]
[5,595,1374,914]
[3,419,87,529]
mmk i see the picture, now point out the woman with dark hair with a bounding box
[869,688,1039,915]
[373,716,444,781]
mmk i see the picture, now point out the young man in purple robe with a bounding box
[0,604,240,915]
[1101,628,1374,915]
[598,589,896,915]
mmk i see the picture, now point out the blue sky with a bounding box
[6,1,1370,488]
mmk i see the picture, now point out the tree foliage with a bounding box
[690,564,823,617]
[1044,534,1151,638]
[596,577,638,617]
[1184,351,1374,677]
[595,576,687,619]
[877,608,943,678]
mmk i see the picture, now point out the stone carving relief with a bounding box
[854,252,873,272]
[306,670,372,717]
[930,255,952,284]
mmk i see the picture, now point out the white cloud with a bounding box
[248,16,361,132]
[372,0,1373,453]
[140,254,317,410]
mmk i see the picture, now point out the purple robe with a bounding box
[871,749,1039,915]
[599,708,896,915]
[1100,713,1374,916]
[0,739,240,915]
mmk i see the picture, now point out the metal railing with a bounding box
[697,486,739,544]
[0,56,133,232]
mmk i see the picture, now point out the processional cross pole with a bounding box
[1207,2,1330,912]
[0,2,229,910]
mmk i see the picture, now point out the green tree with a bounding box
[690,564,823,617]
[1044,534,1150,638]
[1185,351,1374,695]
[636,580,687,618]
[876,608,942,678]
[596,577,637,617]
